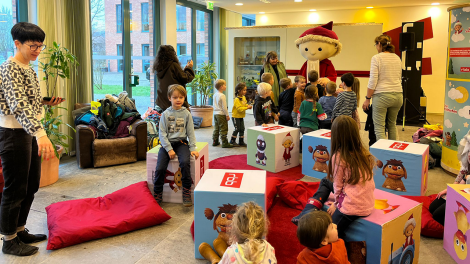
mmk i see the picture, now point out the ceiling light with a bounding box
[259,12,265,14]
[366,7,373,9]
[431,3,440,5]
[309,9,316,11]
[235,3,243,6]
[259,0,271,3]
[294,0,302,2]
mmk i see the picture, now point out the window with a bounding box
[242,15,255,27]
[0,0,16,65]
[197,11,205,31]
[142,44,150,72]
[117,44,133,72]
[176,5,187,31]
[197,44,204,55]
[141,3,149,32]
[116,4,132,33]
[176,44,187,56]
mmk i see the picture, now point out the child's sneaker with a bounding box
[212,140,220,146]
[291,204,319,225]
[182,187,193,207]
[238,137,247,147]
[230,137,239,147]
[154,192,162,206]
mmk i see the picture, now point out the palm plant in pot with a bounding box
[186,62,218,128]
[38,41,79,186]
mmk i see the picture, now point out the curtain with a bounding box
[38,0,92,154]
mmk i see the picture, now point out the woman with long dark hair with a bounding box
[259,51,287,106]
[154,45,194,110]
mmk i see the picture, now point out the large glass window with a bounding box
[142,44,149,72]
[176,5,187,31]
[195,10,209,69]
[242,15,255,27]
[0,0,16,64]
[116,4,132,33]
[117,44,133,72]
[141,2,149,32]
[176,43,187,56]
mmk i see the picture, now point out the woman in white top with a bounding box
[362,35,403,140]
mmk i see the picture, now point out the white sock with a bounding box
[16,226,25,232]
[4,233,17,241]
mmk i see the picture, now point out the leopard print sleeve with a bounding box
[0,61,44,136]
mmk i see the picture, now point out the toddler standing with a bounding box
[292,116,375,239]
[318,81,337,129]
[213,79,233,148]
[154,84,199,207]
[253,83,279,127]
[298,85,326,135]
[332,73,357,121]
[292,75,307,127]
[306,70,323,98]
[278,78,295,126]
[297,211,350,264]
[220,201,277,264]
[231,82,252,147]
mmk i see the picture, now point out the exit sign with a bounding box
[207,1,214,10]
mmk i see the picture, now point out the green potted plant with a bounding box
[38,41,79,187]
[187,62,218,127]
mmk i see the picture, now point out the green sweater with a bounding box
[299,100,325,131]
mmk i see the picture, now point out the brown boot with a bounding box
[213,238,228,257]
[182,187,193,207]
[199,242,220,264]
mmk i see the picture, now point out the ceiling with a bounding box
[193,0,465,14]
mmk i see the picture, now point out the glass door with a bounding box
[176,4,193,104]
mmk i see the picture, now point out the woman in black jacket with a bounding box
[154,45,195,110]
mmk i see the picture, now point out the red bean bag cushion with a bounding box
[276,181,320,210]
[266,177,285,211]
[46,181,171,250]
[403,194,444,238]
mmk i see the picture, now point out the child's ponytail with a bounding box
[305,85,319,115]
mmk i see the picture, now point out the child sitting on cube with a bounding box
[297,211,349,264]
[154,84,199,207]
[254,83,279,127]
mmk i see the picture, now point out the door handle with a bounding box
[129,74,139,87]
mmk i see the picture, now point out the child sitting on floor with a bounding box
[254,83,279,127]
[292,116,375,239]
[278,78,295,126]
[154,84,199,207]
[220,201,277,264]
[318,81,337,129]
[231,82,252,147]
[297,211,350,264]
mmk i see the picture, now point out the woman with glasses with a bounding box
[259,51,287,106]
[362,35,403,140]
[0,22,64,256]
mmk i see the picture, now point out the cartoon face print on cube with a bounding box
[377,159,407,192]
[309,145,329,173]
[444,185,470,263]
[256,135,267,166]
[387,213,417,264]
[282,132,295,166]
[454,201,470,260]
[370,139,429,196]
[163,168,194,193]
[204,204,238,245]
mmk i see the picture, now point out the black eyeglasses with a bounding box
[24,44,47,51]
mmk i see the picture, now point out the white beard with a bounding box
[307,60,320,79]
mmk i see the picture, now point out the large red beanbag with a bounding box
[46,181,171,250]
[403,194,444,238]
[266,177,285,211]
[277,181,320,210]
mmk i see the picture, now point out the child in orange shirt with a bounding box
[297,211,350,264]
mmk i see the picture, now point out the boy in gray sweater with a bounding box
[213,79,233,148]
[154,84,199,207]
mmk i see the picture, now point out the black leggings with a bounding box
[429,197,446,226]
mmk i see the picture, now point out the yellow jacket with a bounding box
[232,96,249,118]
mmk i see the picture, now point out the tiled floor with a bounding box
[0,114,457,263]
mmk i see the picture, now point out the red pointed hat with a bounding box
[404,214,417,233]
[283,132,294,143]
[295,21,342,57]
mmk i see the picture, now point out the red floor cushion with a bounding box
[266,177,285,211]
[46,181,171,250]
[277,181,320,210]
[403,194,444,238]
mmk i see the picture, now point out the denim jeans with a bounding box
[154,140,192,195]
[0,128,41,235]
[372,92,403,140]
[310,178,359,238]
[231,117,245,138]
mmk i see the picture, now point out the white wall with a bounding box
[256,5,450,114]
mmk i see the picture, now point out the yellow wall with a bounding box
[256,5,450,114]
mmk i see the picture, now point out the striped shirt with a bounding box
[332,91,357,120]
[367,53,402,94]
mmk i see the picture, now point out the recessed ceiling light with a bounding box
[309,9,316,11]
[294,0,302,2]
[259,12,265,14]
[366,6,373,9]
[431,3,440,5]
[235,3,243,6]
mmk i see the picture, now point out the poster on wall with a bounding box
[447,6,470,80]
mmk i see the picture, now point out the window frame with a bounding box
[116,3,132,33]
[141,2,149,32]
[176,5,187,32]
[176,43,187,56]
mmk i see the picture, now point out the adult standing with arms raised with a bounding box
[0,22,65,256]
[154,45,195,111]
[362,35,403,140]
[259,51,287,106]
